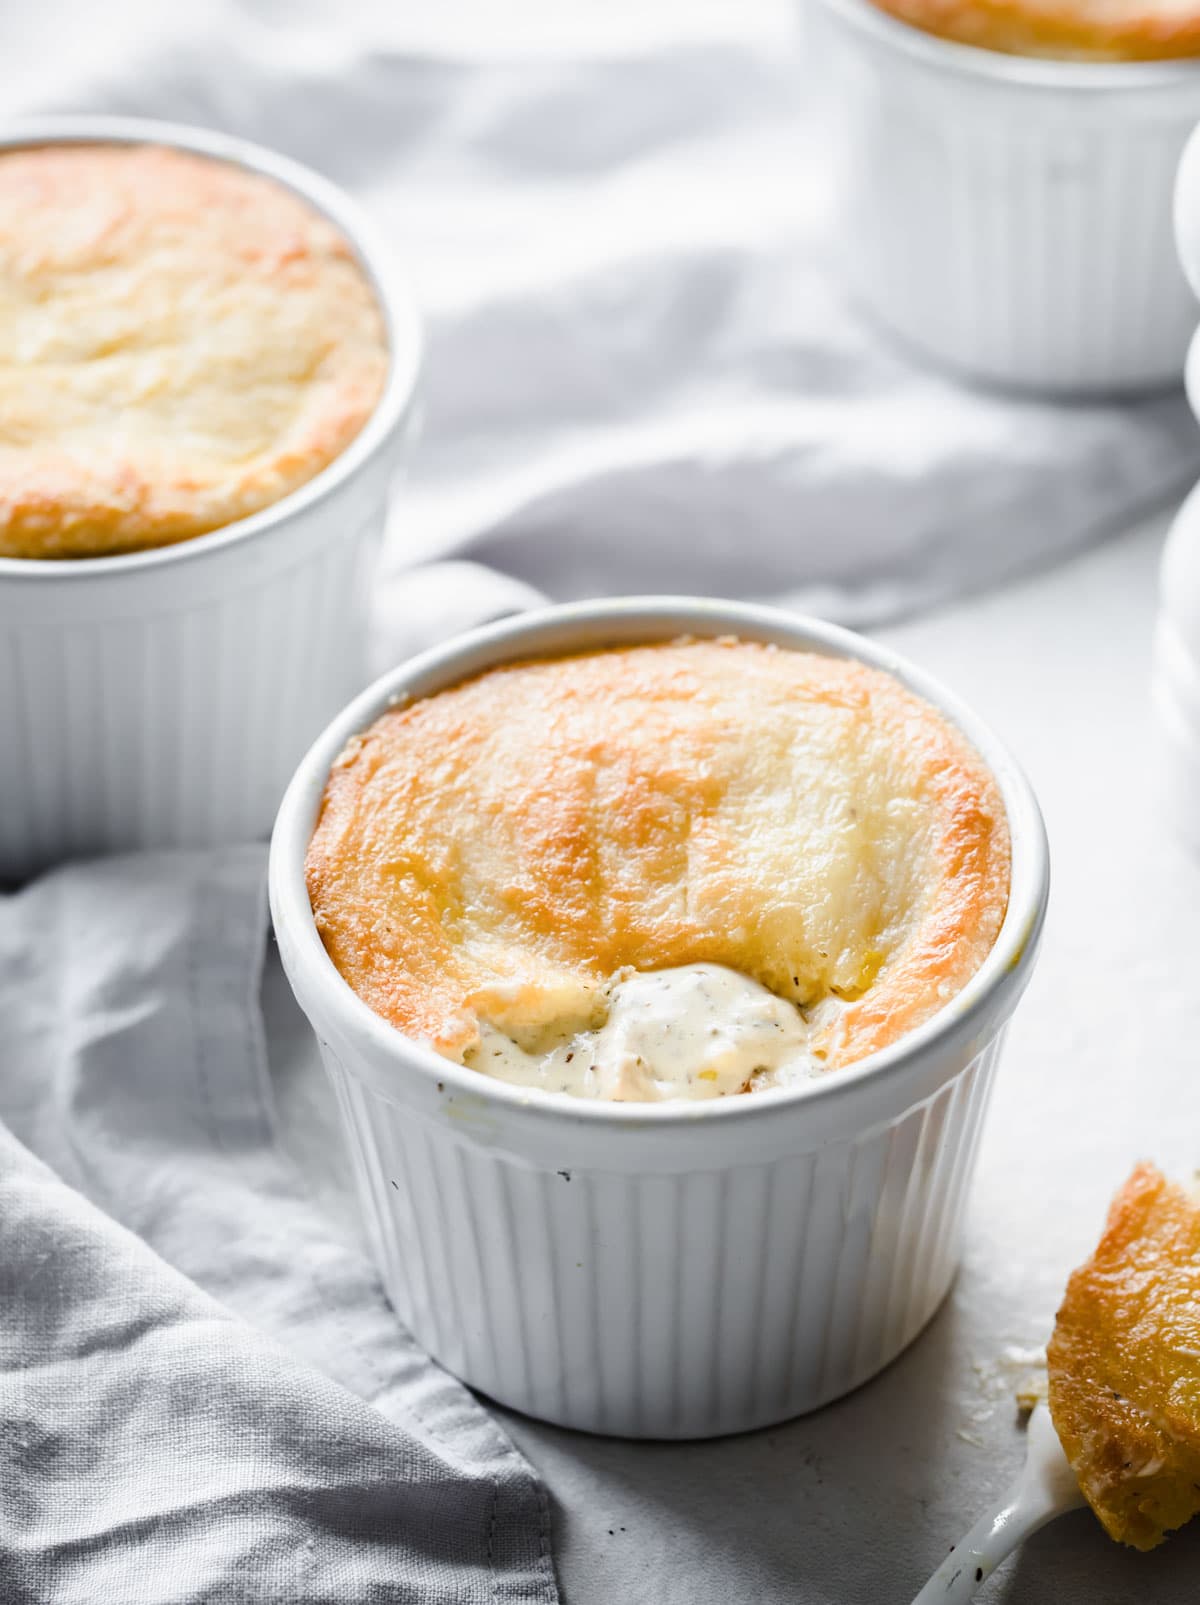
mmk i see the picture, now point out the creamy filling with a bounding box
[462,962,823,1102]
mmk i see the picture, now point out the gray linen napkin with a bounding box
[0,847,558,1605]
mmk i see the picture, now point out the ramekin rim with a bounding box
[0,113,422,581]
[268,596,1050,1129]
[813,0,1200,91]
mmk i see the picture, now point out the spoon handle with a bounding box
[911,1478,1046,1603]
[910,1407,1085,1604]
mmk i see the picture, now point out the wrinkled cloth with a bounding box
[0,850,557,1605]
[2,1,1198,666]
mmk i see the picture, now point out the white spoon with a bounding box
[911,1404,1087,1603]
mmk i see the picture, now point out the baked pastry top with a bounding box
[1048,1163,1200,1550]
[306,639,1010,1095]
[867,0,1200,60]
[0,143,387,560]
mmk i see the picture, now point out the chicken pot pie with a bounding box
[306,639,1010,1103]
[1048,1163,1200,1551]
[866,0,1200,59]
[0,143,387,559]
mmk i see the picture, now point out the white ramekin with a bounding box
[270,598,1049,1439]
[1154,481,1200,851]
[1156,128,1200,851]
[0,116,421,884]
[809,0,1200,394]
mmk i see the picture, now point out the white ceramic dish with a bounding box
[0,116,421,883]
[270,597,1049,1439]
[1155,128,1200,852]
[809,0,1200,394]
[1154,481,1200,852]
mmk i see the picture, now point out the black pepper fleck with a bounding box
[557,1169,572,1182]
[390,1180,398,1190]
[975,1569,983,1583]
[437,1081,445,1092]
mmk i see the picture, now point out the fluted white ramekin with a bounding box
[270,598,1049,1439]
[0,116,421,884]
[1153,480,1200,851]
[809,0,1200,394]
[1156,128,1200,850]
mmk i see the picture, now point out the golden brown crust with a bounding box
[305,640,1010,1071]
[869,0,1200,59]
[0,144,388,559]
[1048,1164,1200,1550]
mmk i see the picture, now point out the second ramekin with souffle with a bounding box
[0,116,421,883]
[808,0,1200,393]
[270,597,1049,1439]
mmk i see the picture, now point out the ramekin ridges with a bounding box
[810,0,1200,394]
[0,116,421,884]
[269,598,1049,1439]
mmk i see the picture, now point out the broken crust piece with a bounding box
[1047,1163,1200,1551]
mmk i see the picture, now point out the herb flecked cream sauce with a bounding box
[464,963,823,1102]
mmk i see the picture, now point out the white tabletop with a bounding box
[265,507,1200,1603]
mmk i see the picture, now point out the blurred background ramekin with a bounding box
[0,116,421,884]
[1153,124,1200,854]
[809,0,1200,395]
[269,597,1050,1439]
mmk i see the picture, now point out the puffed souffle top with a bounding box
[867,0,1200,59]
[0,143,388,560]
[305,639,1011,1104]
